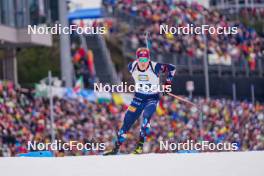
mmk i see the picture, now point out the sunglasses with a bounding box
[138,58,149,63]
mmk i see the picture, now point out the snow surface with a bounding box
[0,151,263,176]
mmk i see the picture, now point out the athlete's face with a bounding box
[138,60,150,70]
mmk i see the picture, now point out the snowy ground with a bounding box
[0,151,263,176]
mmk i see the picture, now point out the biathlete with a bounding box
[104,47,176,155]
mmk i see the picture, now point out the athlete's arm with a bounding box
[128,61,137,73]
[154,63,176,82]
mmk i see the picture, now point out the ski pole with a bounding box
[145,31,149,49]
[167,92,200,110]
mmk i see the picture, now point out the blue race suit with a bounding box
[117,61,176,145]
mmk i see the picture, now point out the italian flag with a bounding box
[73,76,83,93]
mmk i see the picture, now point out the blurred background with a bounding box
[0,0,263,157]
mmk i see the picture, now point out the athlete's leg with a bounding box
[133,99,158,154]
[140,99,158,141]
[116,97,145,145]
[104,96,146,155]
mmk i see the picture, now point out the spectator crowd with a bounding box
[0,82,263,156]
[104,0,264,70]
